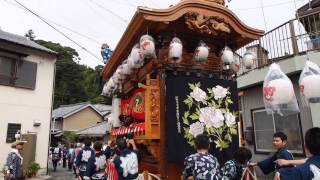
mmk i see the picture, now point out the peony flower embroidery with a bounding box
[225,112,236,127]
[199,107,224,128]
[190,87,207,102]
[189,122,204,137]
[212,85,228,100]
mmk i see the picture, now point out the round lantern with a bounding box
[300,75,320,100]
[264,78,295,105]
[128,46,144,69]
[122,61,132,75]
[243,51,256,69]
[221,46,234,65]
[140,34,155,58]
[194,41,209,62]
[169,37,183,59]
[230,58,240,73]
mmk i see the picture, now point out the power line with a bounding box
[11,0,103,63]
[233,0,305,11]
[87,0,129,24]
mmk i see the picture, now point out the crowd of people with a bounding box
[182,127,320,180]
[49,135,140,180]
[3,127,319,180]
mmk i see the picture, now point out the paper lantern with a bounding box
[221,46,234,65]
[264,78,295,105]
[169,37,183,59]
[300,75,320,99]
[128,47,144,69]
[243,51,256,69]
[140,35,155,58]
[194,42,209,62]
[122,62,132,75]
[230,58,240,73]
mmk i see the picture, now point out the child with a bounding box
[275,127,320,180]
[221,147,252,180]
[250,132,293,174]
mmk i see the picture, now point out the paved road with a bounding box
[47,161,78,180]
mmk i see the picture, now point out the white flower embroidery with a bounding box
[212,85,228,100]
[94,155,106,171]
[225,112,236,127]
[120,152,139,177]
[199,107,224,128]
[189,122,204,137]
[190,87,207,102]
[310,164,320,180]
[81,150,92,162]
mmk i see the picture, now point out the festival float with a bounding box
[101,0,264,179]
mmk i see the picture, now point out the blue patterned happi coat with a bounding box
[182,152,221,180]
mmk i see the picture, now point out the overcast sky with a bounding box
[0,0,310,68]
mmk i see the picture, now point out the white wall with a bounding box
[0,49,56,173]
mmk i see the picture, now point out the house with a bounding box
[51,102,111,133]
[76,121,112,141]
[237,1,320,179]
[0,29,57,174]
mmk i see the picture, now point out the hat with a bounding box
[11,140,27,148]
[76,143,81,147]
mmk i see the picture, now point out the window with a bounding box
[0,55,37,89]
[6,123,21,143]
[252,109,304,154]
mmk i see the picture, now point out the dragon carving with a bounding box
[185,12,231,36]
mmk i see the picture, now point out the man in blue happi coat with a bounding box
[275,127,320,180]
[75,139,94,179]
[250,132,294,174]
[84,141,110,180]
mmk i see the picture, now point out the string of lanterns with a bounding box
[263,61,320,116]
[102,34,257,96]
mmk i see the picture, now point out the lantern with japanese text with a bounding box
[169,37,183,59]
[221,46,234,65]
[140,35,155,58]
[128,45,144,69]
[243,51,256,69]
[194,41,209,62]
[299,61,320,103]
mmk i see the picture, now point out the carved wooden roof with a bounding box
[102,0,264,78]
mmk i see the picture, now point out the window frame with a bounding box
[251,107,305,156]
[6,123,21,143]
[0,53,37,90]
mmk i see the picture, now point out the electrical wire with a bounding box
[233,0,305,11]
[11,0,104,63]
[87,0,129,24]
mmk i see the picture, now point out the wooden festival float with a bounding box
[101,0,264,179]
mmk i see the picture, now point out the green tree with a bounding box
[25,30,110,107]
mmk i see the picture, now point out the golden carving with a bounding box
[185,12,230,35]
[150,89,160,123]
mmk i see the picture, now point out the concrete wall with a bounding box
[240,75,313,179]
[62,107,103,131]
[0,45,56,174]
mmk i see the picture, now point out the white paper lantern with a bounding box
[243,51,256,69]
[122,62,132,75]
[194,46,209,62]
[300,75,320,99]
[169,37,183,59]
[128,47,143,69]
[221,46,234,65]
[265,79,295,105]
[230,58,240,72]
[140,35,155,58]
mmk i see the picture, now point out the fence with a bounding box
[237,12,320,75]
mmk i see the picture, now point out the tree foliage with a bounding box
[26,30,110,108]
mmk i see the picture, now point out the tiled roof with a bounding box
[0,29,56,54]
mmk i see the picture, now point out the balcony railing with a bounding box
[237,12,320,75]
